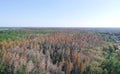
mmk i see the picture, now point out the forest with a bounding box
[0,28,120,74]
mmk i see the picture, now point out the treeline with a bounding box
[0,30,119,74]
[0,29,56,41]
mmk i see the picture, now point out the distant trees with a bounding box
[0,29,119,74]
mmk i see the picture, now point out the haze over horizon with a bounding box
[0,0,120,27]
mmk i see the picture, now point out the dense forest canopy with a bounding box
[0,28,120,74]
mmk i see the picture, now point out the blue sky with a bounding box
[0,0,120,27]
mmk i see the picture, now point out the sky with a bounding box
[0,0,120,27]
